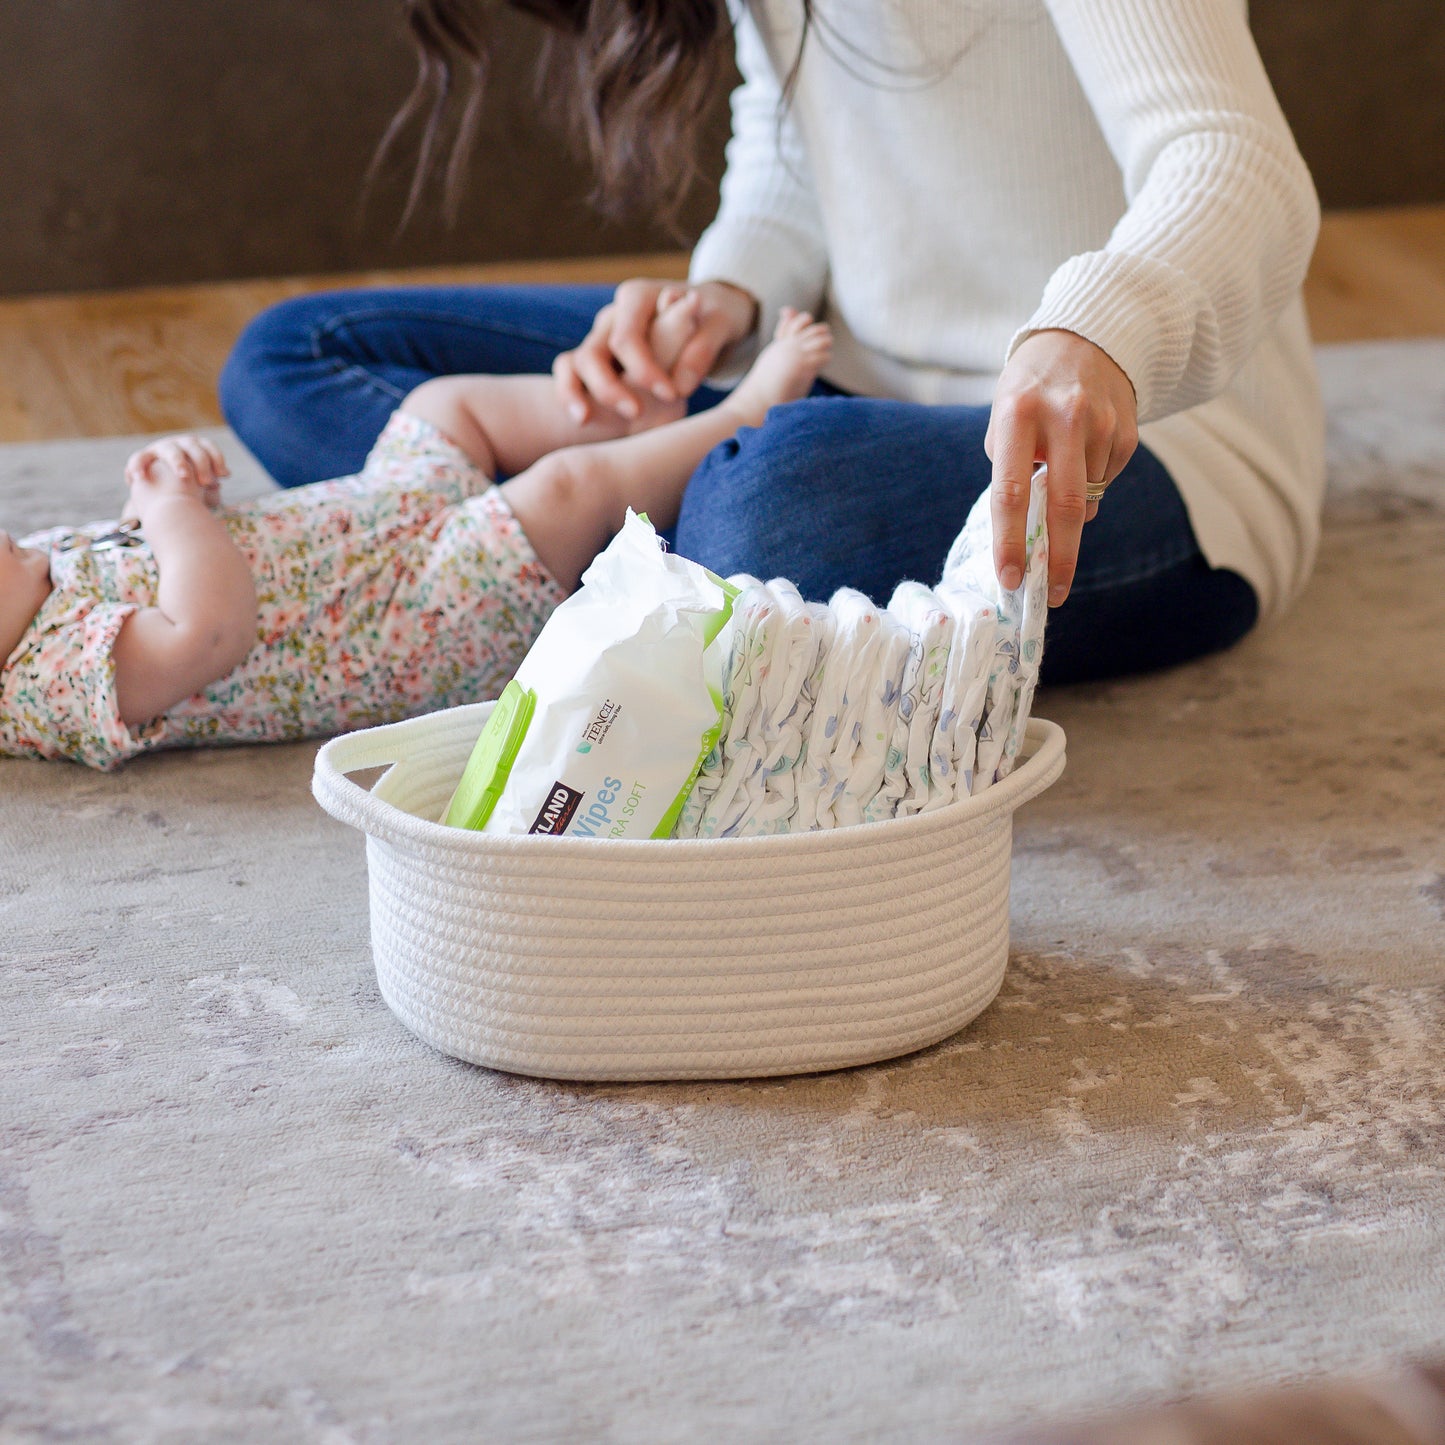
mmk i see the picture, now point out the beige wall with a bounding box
[1,0,1440,296]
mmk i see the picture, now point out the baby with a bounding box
[0,303,831,770]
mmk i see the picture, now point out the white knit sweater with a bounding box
[690,0,1325,620]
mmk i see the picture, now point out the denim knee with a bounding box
[218,295,325,431]
[219,291,409,487]
[688,400,840,513]
[681,405,823,560]
[678,399,946,599]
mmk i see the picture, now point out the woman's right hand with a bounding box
[554,277,759,423]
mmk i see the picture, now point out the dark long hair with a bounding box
[375,0,740,230]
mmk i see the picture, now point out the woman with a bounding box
[220,0,1324,684]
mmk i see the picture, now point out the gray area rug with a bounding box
[2,342,1443,1442]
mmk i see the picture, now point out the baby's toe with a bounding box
[774,308,814,339]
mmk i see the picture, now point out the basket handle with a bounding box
[1009,718,1067,808]
[311,711,460,837]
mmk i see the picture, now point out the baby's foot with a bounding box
[648,288,702,373]
[725,308,833,426]
[614,289,700,434]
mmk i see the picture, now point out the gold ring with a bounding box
[1085,479,1110,504]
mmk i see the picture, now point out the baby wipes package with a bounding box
[443,511,737,840]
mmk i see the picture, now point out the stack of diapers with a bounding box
[676,469,1048,839]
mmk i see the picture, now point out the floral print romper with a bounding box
[0,413,564,770]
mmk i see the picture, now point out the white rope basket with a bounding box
[313,702,1066,1082]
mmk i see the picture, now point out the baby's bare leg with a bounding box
[401,374,682,477]
[401,291,701,475]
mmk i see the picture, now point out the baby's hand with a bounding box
[124,435,229,518]
[647,287,704,374]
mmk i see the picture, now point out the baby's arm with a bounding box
[111,438,258,728]
[400,291,703,476]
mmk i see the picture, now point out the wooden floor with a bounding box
[0,207,1441,445]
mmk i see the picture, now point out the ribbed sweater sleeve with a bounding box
[1015,0,1321,424]
[688,4,830,372]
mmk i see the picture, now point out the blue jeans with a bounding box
[220,283,1259,684]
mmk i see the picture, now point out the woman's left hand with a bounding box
[985,329,1138,607]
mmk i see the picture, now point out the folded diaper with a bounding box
[933,587,1001,800]
[795,589,881,829]
[884,582,957,818]
[940,467,1049,788]
[672,471,1050,838]
[1005,478,1050,775]
[675,577,767,839]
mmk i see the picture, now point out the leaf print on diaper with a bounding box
[678,578,770,838]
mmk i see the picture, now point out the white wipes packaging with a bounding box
[442,511,736,840]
